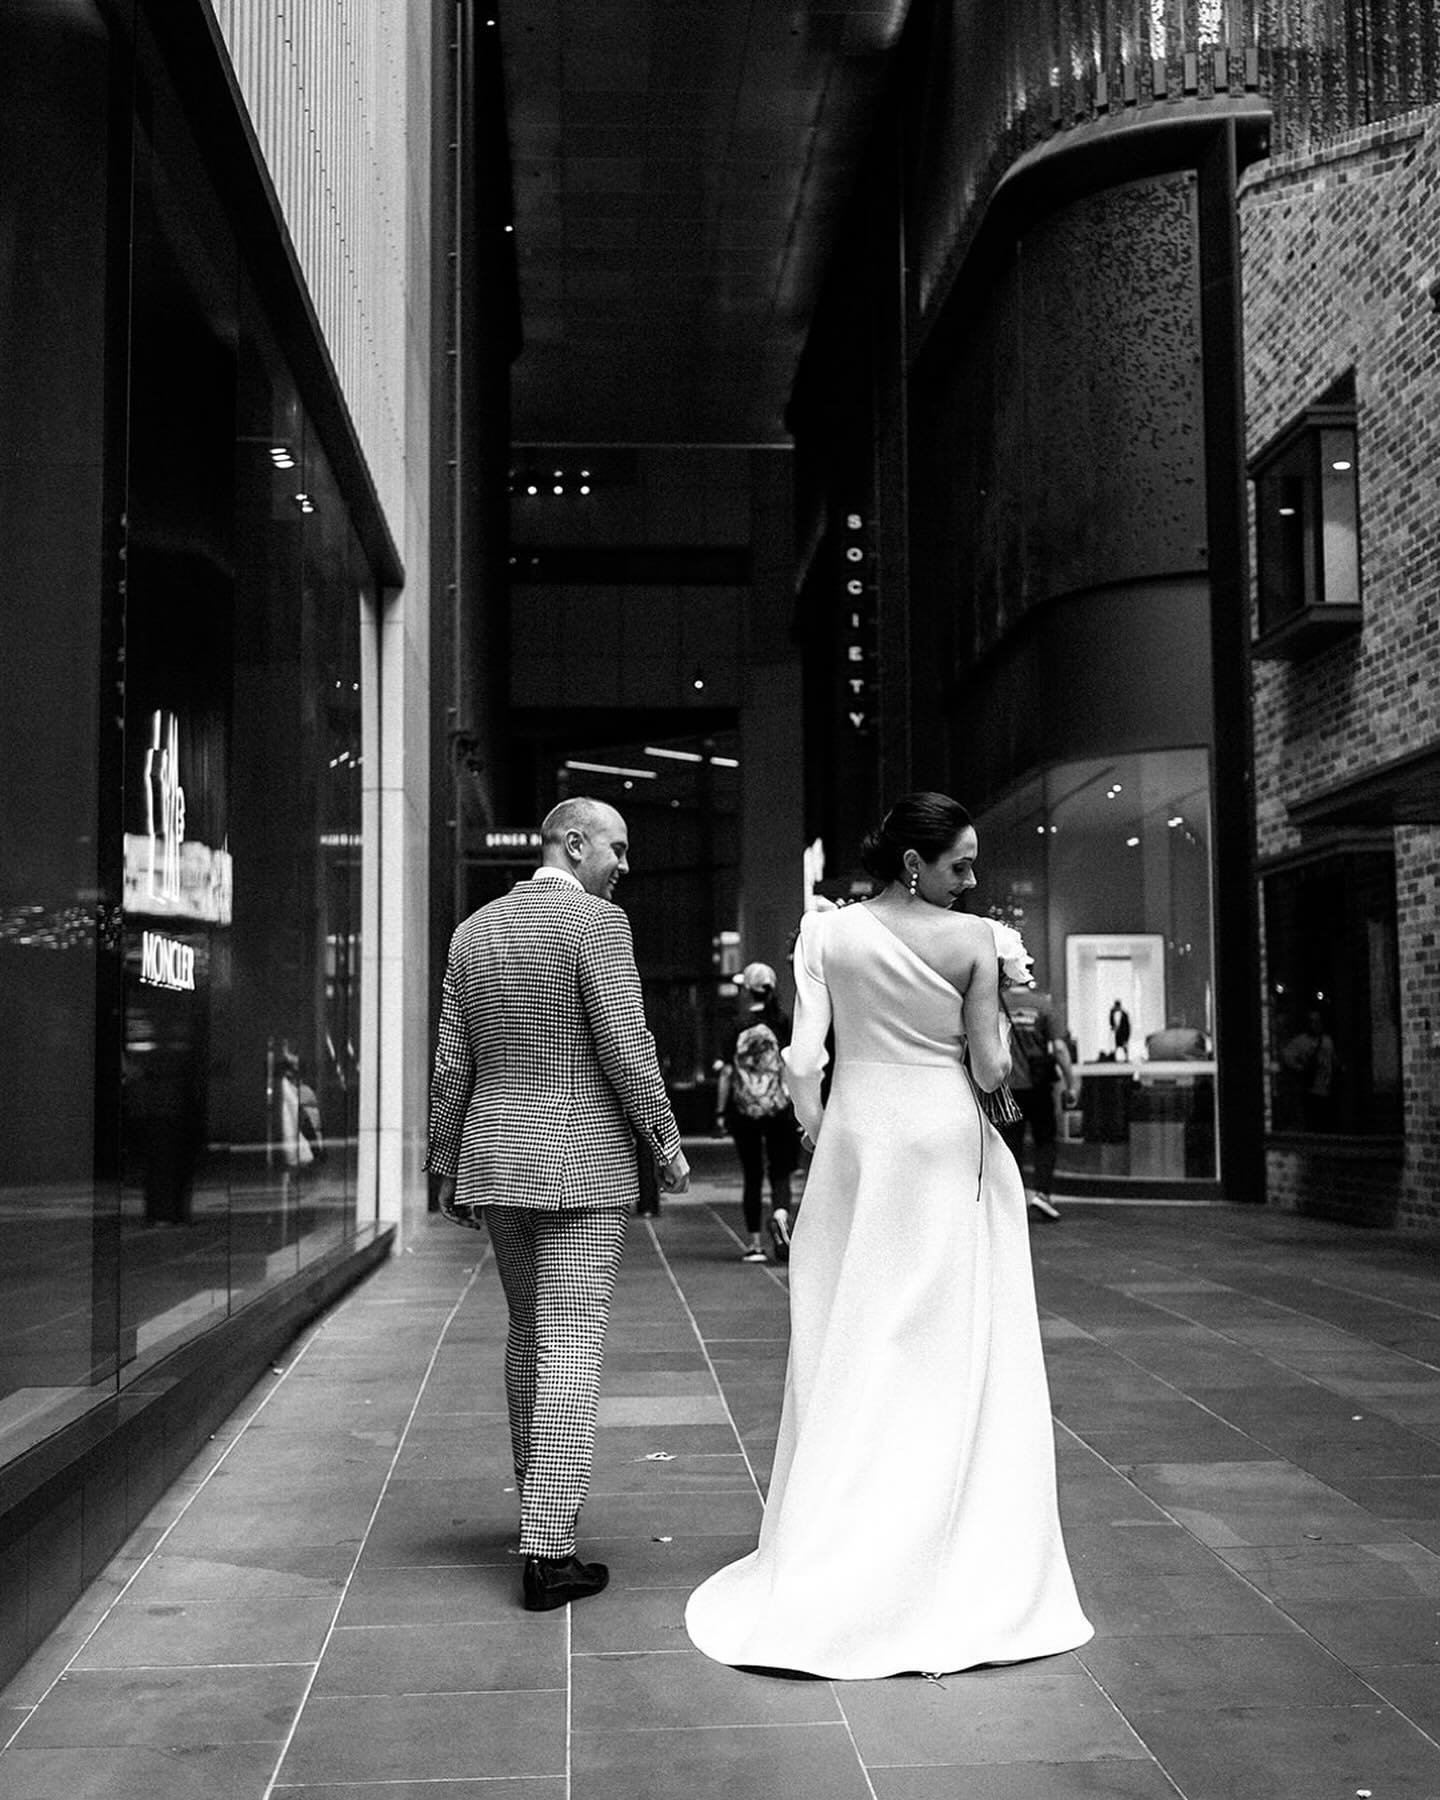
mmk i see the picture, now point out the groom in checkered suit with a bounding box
[426,797,689,1610]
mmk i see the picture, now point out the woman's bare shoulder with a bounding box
[939,912,995,952]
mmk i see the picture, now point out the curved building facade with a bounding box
[791,0,1440,1203]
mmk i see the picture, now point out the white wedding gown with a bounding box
[685,903,1093,1679]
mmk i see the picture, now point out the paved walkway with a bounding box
[3,1184,1440,1799]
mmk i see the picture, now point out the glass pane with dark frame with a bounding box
[1264,848,1402,1138]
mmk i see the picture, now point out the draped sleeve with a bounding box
[781,911,831,1142]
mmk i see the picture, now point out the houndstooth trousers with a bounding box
[483,1202,629,1558]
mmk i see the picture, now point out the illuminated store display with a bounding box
[975,749,1218,1185]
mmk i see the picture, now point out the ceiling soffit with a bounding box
[500,2,909,445]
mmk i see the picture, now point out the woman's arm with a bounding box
[781,917,831,1142]
[963,944,1012,1092]
[714,1062,732,1129]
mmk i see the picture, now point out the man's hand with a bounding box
[658,1149,690,1194]
[436,1175,480,1227]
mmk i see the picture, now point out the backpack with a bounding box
[1006,1010,1057,1092]
[731,1021,789,1118]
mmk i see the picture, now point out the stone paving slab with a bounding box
[3,1192,1440,1798]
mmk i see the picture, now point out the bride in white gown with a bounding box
[685,792,1093,1679]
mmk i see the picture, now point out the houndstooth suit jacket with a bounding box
[425,874,682,1209]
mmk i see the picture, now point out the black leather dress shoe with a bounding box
[522,1553,609,1611]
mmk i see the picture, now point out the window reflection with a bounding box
[0,3,370,1459]
[972,749,1218,1183]
[1264,845,1402,1138]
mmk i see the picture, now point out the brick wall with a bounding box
[1240,111,1440,1228]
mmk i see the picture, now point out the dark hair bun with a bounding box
[859,791,973,884]
[858,826,900,882]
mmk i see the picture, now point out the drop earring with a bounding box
[907,866,919,898]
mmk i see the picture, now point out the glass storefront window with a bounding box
[1251,381,1363,660]
[0,2,373,1462]
[0,0,127,1458]
[1263,843,1402,1138]
[972,749,1218,1185]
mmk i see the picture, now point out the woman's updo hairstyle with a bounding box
[859,791,974,884]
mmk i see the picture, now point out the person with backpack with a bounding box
[715,961,799,1262]
[999,990,1076,1220]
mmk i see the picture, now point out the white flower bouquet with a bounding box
[986,917,1035,989]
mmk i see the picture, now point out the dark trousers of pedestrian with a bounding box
[482,1202,628,1559]
[1001,1087,1058,1195]
[729,1112,797,1233]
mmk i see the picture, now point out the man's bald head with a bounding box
[541,797,630,899]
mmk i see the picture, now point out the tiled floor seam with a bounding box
[0,1294,405,1756]
[1047,1296,1440,1741]
[257,1253,488,1800]
[635,1214,769,1500]
[640,1211,885,1800]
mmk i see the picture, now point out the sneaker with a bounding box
[767,1209,791,1263]
[741,1241,767,1262]
[1028,1191,1060,1220]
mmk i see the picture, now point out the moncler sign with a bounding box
[140,930,196,992]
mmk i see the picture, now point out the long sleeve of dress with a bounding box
[781,912,831,1142]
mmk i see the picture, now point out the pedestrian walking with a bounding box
[999,991,1076,1221]
[425,797,689,1611]
[715,961,799,1263]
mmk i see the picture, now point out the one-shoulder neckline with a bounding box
[853,902,966,1000]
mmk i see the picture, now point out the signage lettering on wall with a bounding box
[140,930,196,992]
[123,706,233,924]
[145,710,185,904]
[840,510,876,736]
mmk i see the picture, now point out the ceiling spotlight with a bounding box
[1168,815,1183,828]
[527,485,537,495]
[691,669,705,691]
[580,485,590,495]
[1126,835,1140,847]
[553,484,564,494]
[1331,459,1352,471]
[1278,505,1297,517]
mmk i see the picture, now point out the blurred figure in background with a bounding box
[999,992,1075,1222]
[1279,1007,1337,1131]
[278,1045,324,1206]
[716,961,799,1263]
